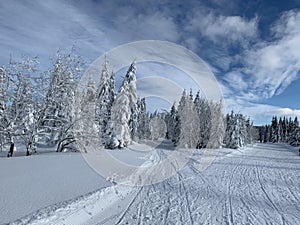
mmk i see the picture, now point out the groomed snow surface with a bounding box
[1,141,300,225]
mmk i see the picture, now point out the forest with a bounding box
[1,50,298,158]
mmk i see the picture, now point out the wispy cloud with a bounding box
[224,10,300,101]
[0,0,180,66]
[225,98,300,125]
[187,13,258,46]
[0,0,299,124]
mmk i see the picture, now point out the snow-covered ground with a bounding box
[0,145,151,224]
[2,142,300,225]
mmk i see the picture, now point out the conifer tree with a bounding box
[106,61,137,148]
[137,97,150,140]
[178,90,200,148]
[207,100,225,149]
[95,60,115,141]
[0,67,8,150]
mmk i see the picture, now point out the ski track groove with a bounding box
[174,163,194,225]
[31,142,300,225]
[227,162,240,225]
[255,160,286,225]
[115,186,143,225]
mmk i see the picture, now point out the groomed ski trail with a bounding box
[12,142,300,225]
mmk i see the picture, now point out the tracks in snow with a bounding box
[26,142,300,225]
[108,143,300,225]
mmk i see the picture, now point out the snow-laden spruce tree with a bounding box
[105,61,138,148]
[173,90,186,145]
[224,111,253,149]
[289,117,300,146]
[166,102,178,141]
[0,67,8,151]
[224,111,240,149]
[137,97,150,140]
[95,60,115,141]
[270,116,278,143]
[76,76,98,150]
[126,63,139,141]
[41,51,82,151]
[177,90,200,148]
[263,125,270,143]
[106,85,130,148]
[237,114,247,147]
[193,91,211,148]
[206,100,225,149]
[245,118,254,145]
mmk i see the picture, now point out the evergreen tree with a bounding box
[277,117,283,142]
[95,60,115,141]
[76,76,98,150]
[126,63,139,141]
[270,116,278,143]
[177,90,200,148]
[207,100,225,149]
[224,111,240,149]
[263,125,269,143]
[106,62,137,148]
[166,102,177,141]
[194,91,211,148]
[224,111,252,149]
[0,67,8,150]
[137,97,150,140]
[173,90,186,145]
[289,117,300,146]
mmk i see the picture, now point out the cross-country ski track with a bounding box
[12,142,300,225]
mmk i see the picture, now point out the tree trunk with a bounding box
[7,142,14,157]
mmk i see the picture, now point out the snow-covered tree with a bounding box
[0,67,8,151]
[289,117,300,146]
[106,61,137,148]
[224,111,240,149]
[126,63,139,141]
[76,76,98,150]
[207,100,225,149]
[149,114,167,140]
[245,118,254,144]
[106,86,130,148]
[224,111,253,149]
[282,117,288,143]
[12,77,35,155]
[270,116,278,143]
[173,90,186,145]
[194,91,211,148]
[2,57,40,156]
[95,60,115,141]
[177,90,200,148]
[41,51,83,152]
[137,97,150,140]
[165,102,177,141]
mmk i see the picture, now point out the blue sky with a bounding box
[0,0,300,125]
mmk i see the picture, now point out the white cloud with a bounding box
[187,13,258,46]
[230,10,300,100]
[273,108,300,117]
[223,70,249,91]
[224,98,300,125]
[0,0,180,66]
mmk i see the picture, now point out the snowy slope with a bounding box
[5,142,300,225]
[0,149,110,224]
[89,143,300,225]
